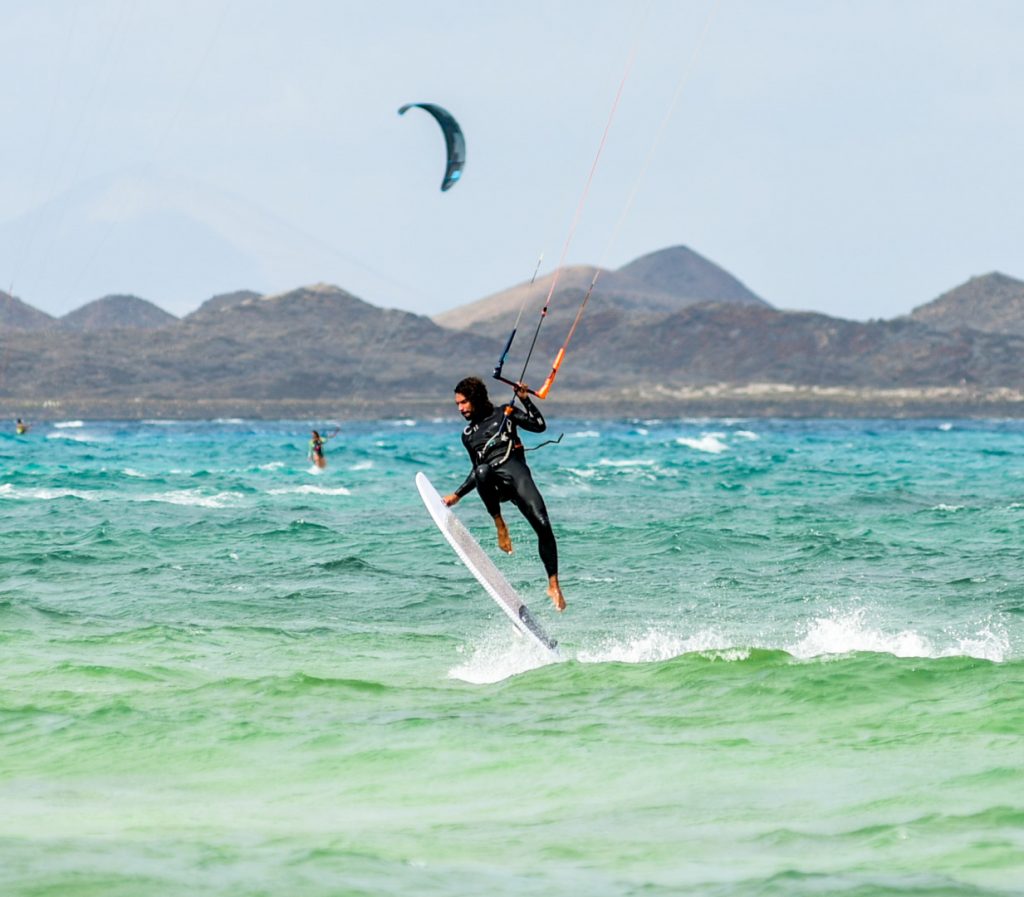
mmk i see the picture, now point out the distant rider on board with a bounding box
[309,429,338,469]
[444,376,566,611]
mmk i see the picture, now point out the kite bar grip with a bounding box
[493,374,541,397]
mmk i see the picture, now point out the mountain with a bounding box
[185,290,262,320]
[908,273,1024,335]
[1,284,499,404]
[615,246,767,305]
[0,290,56,330]
[433,246,769,333]
[6,252,1024,419]
[60,294,178,331]
[553,302,1024,391]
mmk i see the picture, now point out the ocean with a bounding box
[1,417,1022,896]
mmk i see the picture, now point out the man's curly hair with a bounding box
[454,376,494,418]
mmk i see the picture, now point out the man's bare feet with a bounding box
[548,575,566,612]
[494,516,513,554]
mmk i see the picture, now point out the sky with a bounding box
[1,0,1023,321]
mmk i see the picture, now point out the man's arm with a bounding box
[511,392,546,434]
[445,434,478,504]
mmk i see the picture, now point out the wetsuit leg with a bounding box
[472,463,506,518]
[502,460,559,578]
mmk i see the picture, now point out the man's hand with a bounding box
[514,382,530,400]
[443,493,460,507]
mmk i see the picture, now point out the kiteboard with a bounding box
[416,472,558,654]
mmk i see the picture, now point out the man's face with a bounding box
[455,392,473,420]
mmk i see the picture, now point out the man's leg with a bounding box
[473,463,512,554]
[506,465,565,611]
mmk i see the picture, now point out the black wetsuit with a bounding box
[454,396,558,577]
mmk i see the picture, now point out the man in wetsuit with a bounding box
[443,376,566,611]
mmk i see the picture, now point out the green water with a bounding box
[1,419,1022,896]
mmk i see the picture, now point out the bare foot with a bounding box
[495,517,512,554]
[548,576,566,612]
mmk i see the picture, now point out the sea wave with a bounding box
[788,608,1010,663]
[568,610,1013,669]
[268,485,351,496]
[130,490,241,508]
[447,627,561,684]
[677,433,729,454]
[596,457,656,467]
[0,484,98,501]
[46,431,106,442]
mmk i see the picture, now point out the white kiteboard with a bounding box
[416,472,558,654]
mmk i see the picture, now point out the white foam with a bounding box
[570,613,1013,668]
[734,430,760,440]
[932,503,964,512]
[576,627,741,664]
[448,626,560,684]
[268,485,351,496]
[135,490,239,508]
[938,422,954,431]
[123,468,147,478]
[53,420,84,428]
[260,461,285,471]
[350,461,374,471]
[46,431,105,442]
[571,430,600,439]
[597,458,656,468]
[676,433,729,454]
[0,484,97,501]
[789,611,932,660]
[787,609,1010,663]
[213,418,245,424]
[952,626,1011,663]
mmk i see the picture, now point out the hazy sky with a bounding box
[2,0,1022,320]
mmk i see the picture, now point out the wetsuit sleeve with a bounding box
[511,395,546,434]
[454,432,478,497]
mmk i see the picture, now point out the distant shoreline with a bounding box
[5,384,1024,420]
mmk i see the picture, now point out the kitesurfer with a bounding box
[15,418,28,435]
[309,429,337,469]
[443,376,565,611]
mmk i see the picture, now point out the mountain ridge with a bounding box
[4,247,1024,418]
[908,272,1024,335]
[433,245,769,331]
[60,294,179,331]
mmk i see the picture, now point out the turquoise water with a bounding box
[2,417,1022,897]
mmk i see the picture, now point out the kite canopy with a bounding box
[398,103,466,192]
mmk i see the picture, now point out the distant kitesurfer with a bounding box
[15,418,29,435]
[309,429,338,468]
[444,376,565,611]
